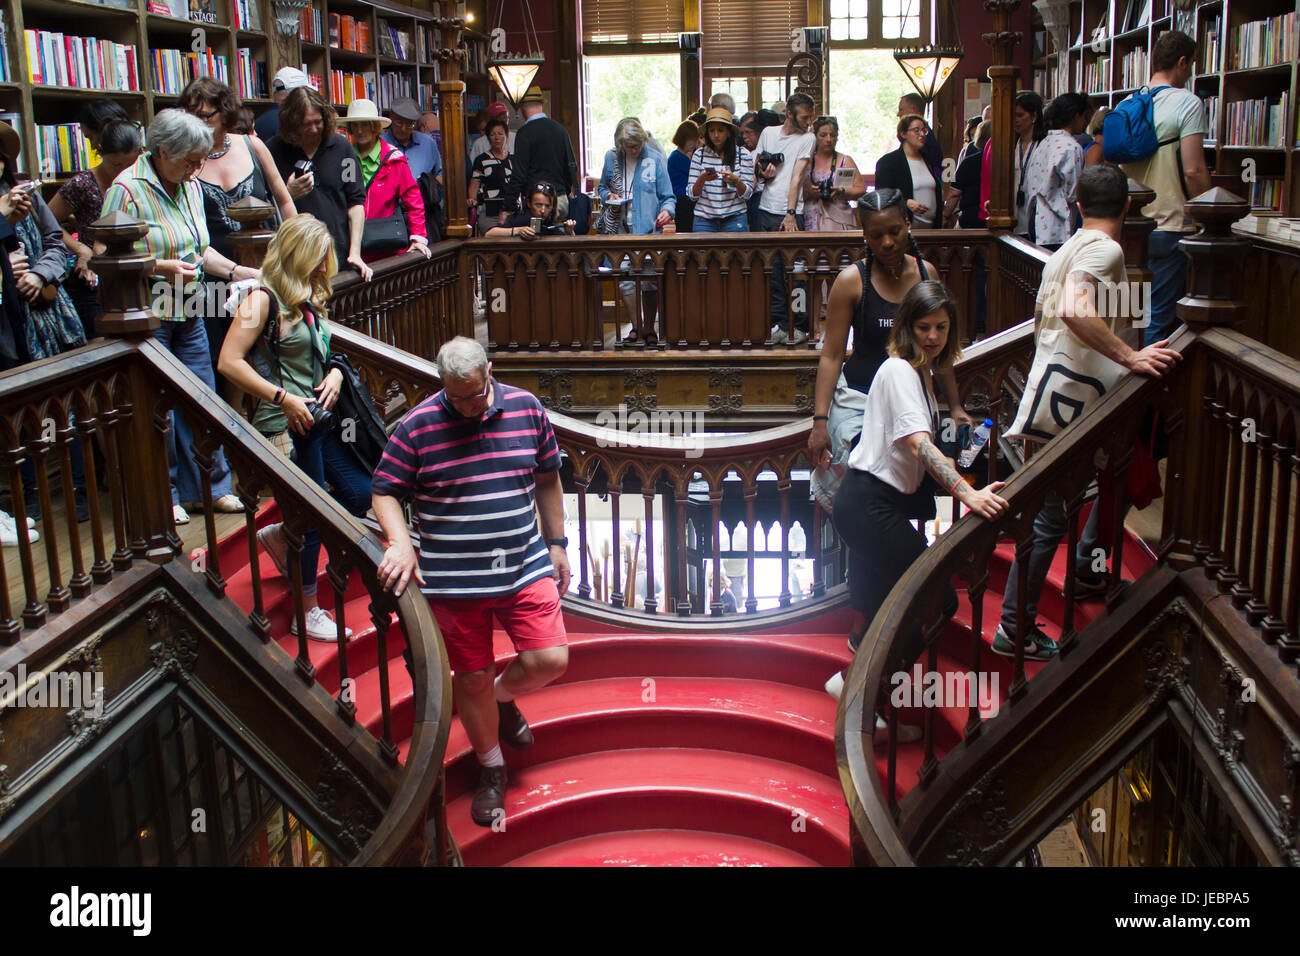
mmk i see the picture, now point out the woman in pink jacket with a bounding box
[338,99,431,263]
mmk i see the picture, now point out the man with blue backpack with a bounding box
[1103,30,1212,347]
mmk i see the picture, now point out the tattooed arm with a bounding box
[903,432,1008,520]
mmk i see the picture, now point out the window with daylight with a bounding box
[581,53,683,180]
[825,0,927,47]
[701,0,806,112]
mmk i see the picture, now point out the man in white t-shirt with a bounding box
[1119,30,1212,346]
[994,164,1181,661]
[755,92,817,341]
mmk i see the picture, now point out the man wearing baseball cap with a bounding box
[255,66,310,142]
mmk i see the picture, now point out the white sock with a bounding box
[476,744,504,767]
[493,673,515,703]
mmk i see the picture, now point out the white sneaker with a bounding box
[873,714,923,746]
[173,504,190,525]
[0,510,38,546]
[290,606,354,643]
[213,494,245,513]
[790,328,809,345]
[824,671,845,701]
[770,325,788,344]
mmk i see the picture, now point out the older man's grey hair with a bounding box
[709,92,736,116]
[436,336,490,382]
[148,108,214,159]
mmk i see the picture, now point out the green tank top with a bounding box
[251,289,328,434]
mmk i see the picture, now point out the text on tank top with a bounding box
[842,255,930,392]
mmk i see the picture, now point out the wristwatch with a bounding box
[546,537,569,547]
[786,207,796,215]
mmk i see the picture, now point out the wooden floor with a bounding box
[1,484,249,626]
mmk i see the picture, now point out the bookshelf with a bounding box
[0,0,446,200]
[1032,0,1300,216]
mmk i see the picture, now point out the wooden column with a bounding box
[86,212,173,564]
[1119,179,1156,346]
[1178,187,1251,333]
[226,196,278,269]
[438,2,471,239]
[983,0,1022,232]
[682,0,702,115]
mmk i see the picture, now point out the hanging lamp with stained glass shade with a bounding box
[487,0,545,109]
[892,44,964,104]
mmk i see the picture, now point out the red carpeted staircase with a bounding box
[210,504,1155,867]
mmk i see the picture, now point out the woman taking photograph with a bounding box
[485,182,575,239]
[825,282,1008,733]
[468,115,513,235]
[336,98,430,263]
[100,108,253,524]
[800,115,864,232]
[218,214,372,642]
[598,117,674,346]
[808,190,974,649]
[687,107,754,233]
[874,114,942,228]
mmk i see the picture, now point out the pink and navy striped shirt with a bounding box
[371,381,562,598]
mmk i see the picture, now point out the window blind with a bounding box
[701,0,807,70]
[581,0,685,45]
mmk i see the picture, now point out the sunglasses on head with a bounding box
[534,182,556,196]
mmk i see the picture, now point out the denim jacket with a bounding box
[598,148,676,235]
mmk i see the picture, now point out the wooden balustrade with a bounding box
[466,231,1003,355]
[330,242,470,358]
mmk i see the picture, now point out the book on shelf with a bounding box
[148,0,190,17]
[1223,93,1290,147]
[376,72,417,108]
[300,65,323,92]
[1199,13,1221,73]
[418,83,435,110]
[235,49,267,98]
[1121,48,1148,90]
[152,47,229,95]
[0,13,11,83]
[34,122,98,177]
[299,7,323,44]
[331,14,373,54]
[232,0,263,31]
[378,20,411,60]
[1202,94,1219,142]
[1248,178,1285,212]
[189,0,218,25]
[1085,57,1110,95]
[0,113,22,171]
[25,29,140,91]
[328,70,374,106]
[1229,13,1296,70]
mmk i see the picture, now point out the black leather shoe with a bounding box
[497,700,535,749]
[470,764,507,827]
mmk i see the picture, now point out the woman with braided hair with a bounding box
[809,188,974,657]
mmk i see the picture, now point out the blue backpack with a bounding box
[1102,85,1175,163]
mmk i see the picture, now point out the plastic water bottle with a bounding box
[958,419,994,470]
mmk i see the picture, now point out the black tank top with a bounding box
[841,255,929,392]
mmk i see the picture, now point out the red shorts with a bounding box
[429,576,568,674]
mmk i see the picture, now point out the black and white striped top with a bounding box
[687,144,755,220]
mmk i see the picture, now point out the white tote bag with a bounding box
[1005,324,1125,442]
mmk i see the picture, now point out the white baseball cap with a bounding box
[273,67,310,92]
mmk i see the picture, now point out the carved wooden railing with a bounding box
[466,231,1003,355]
[330,242,470,357]
[838,191,1300,867]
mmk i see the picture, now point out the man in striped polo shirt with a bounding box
[373,337,570,827]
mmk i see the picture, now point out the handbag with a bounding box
[596,154,628,236]
[1006,322,1125,442]
[361,209,409,255]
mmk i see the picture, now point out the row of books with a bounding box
[1120,47,1148,91]
[416,24,440,64]
[1223,93,1290,148]
[231,0,264,31]
[234,50,268,100]
[1248,178,1285,212]
[377,19,412,61]
[0,16,11,83]
[299,65,324,92]
[1203,95,1219,143]
[1199,14,1222,73]
[33,122,98,177]
[299,7,324,44]
[151,48,229,96]
[1084,57,1110,95]
[464,36,488,74]
[25,30,140,90]
[328,70,374,106]
[330,13,373,54]
[1229,13,1297,70]
[374,72,418,108]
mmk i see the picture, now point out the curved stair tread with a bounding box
[505,829,823,867]
[449,747,851,867]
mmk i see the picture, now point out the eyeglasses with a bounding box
[445,376,491,408]
[189,106,220,121]
[176,154,207,172]
[907,125,928,135]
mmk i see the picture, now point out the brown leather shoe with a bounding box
[497,700,535,749]
[470,764,507,827]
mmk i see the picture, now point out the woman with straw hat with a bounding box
[687,107,754,234]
